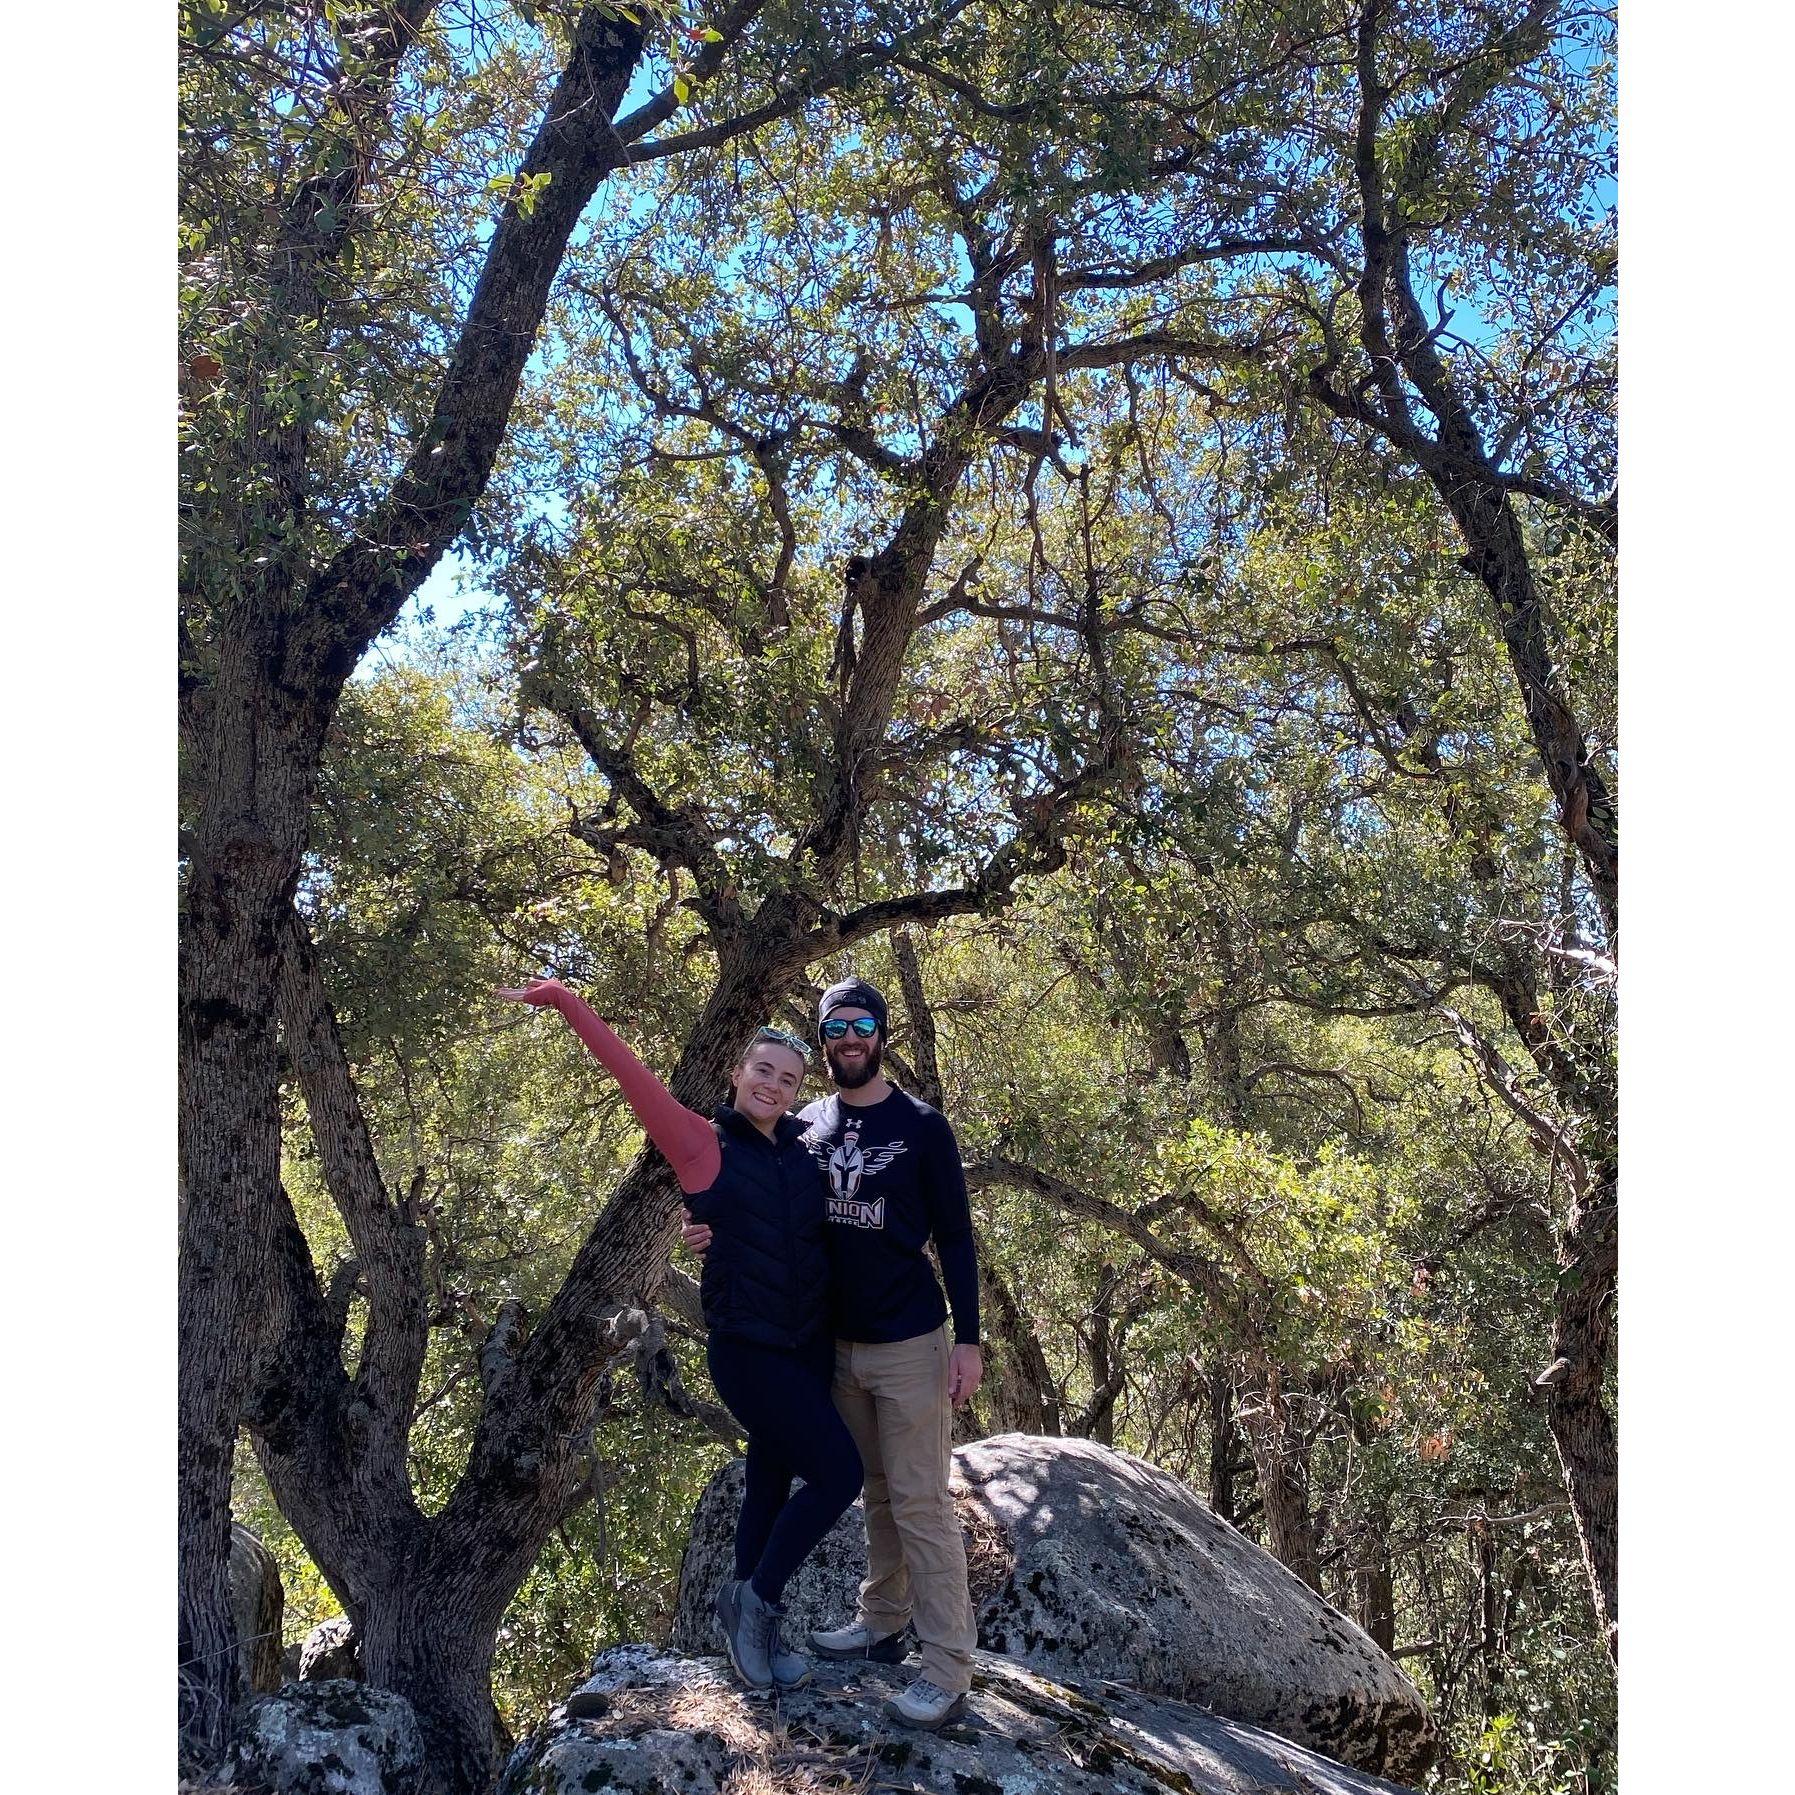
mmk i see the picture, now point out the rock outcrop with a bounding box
[225,1679,426,1795]
[229,1522,285,1696]
[299,1615,364,1682]
[671,1432,1435,1782]
[500,1644,1421,1795]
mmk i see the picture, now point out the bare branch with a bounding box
[1440,1004,1588,1194]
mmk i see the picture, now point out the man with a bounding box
[684,976,983,1729]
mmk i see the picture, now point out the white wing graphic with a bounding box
[859,1142,910,1178]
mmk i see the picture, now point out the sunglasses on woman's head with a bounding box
[752,1025,813,1062]
[820,1015,880,1041]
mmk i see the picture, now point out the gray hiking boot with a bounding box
[883,1676,967,1731]
[808,1618,911,1664]
[766,1606,811,1690]
[714,1578,774,1689]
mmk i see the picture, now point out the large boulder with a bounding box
[225,1679,426,1795]
[229,1522,285,1696]
[299,1615,364,1682]
[288,1617,516,1767]
[500,1643,1421,1795]
[671,1432,1435,1783]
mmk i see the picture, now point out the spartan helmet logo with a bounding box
[821,1119,908,1229]
[827,1123,866,1201]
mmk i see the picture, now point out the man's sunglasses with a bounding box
[752,1025,813,1063]
[820,1015,880,1041]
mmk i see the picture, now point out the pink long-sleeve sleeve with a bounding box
[535,985,721,1194]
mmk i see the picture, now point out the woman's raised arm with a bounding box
[496,980,721,1194]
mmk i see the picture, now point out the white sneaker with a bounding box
[882,1676,967,1730]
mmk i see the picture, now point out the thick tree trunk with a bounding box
[360,1572,503,1795]
[178,669,317,1759]
[1544,1168,1618,1659]
[178,15,654,1768]
[250,920,793,1795]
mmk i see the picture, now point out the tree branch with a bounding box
[621,1,975,161]
[276,905,429,1455]
[892,931,944,1110]
[283,8,652,733]
[967,1156,1244,1327]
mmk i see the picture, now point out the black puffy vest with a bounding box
[687,1106,831,1349]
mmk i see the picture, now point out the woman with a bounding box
[495,977,861,1693]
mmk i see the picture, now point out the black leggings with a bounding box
[706,1330,864,1604]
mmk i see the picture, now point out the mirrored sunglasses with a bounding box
[820,1015,880,1041]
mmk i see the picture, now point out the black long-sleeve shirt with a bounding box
[798,1087,981,1346]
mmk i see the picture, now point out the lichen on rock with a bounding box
[500,1644,1422,1795]
[225,1679,427,1795]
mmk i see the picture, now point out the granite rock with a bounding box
[671,1432,1435,1781]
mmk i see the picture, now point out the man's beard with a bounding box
[826,1039,883,1090]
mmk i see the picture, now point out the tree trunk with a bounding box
[178,676,317,1759]
[1474,1521,1502,1718]
[178,14,655,1766]
[251,919,793,1794]
[1353,1502,1397,1656]
[1086,1263,1117,1447]
[1341,1397,1397,1655]
[1241,1364,1322,1593]
[1206,1359,1238,1525]
[1544,1166,1618,1659]
[360,1572,503,1795]
[892,931,944,1108]
[979,1257,1061,1436]
[1483,961,1619,1658]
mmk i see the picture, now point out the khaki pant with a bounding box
[831,1325,975,1694]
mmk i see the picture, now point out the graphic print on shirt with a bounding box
[812,1116,908,1229]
